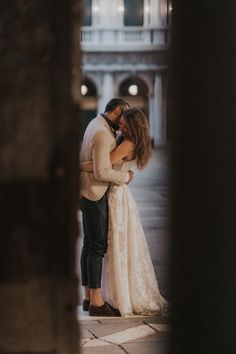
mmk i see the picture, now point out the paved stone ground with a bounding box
[79,313,170,354]
[77,145,171,354]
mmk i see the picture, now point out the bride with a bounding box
[81,107,167,316]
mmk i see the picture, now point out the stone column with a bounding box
[150,0,161,25]
[0,1,79,353]
[144,0,150,26]
[101,0,119,26]
[153,73,164,145]
[89,0,99,26]
[98,72,115,113]
[148,95,155,145]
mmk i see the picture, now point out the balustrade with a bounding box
[80,26,171,48]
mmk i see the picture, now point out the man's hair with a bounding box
[104,97,130,113]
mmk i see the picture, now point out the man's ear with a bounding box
[114,106,121,116]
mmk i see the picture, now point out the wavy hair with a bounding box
[123,107,152,169]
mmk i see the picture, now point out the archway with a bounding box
[119,76,149,122]
[79,77,98,140]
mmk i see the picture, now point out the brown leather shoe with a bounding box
[82,299,90,311]
[107,303,121,316]
[89,302,118,316]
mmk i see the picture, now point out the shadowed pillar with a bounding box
[0,1,80,353]
[170,1,236,353]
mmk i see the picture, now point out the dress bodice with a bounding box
[109,159,137,191]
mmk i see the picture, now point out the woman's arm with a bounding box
[110,140,135,164]
[80,139,135,172]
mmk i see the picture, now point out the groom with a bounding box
[80,97,132,316]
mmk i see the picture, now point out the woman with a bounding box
[80,107,167,316]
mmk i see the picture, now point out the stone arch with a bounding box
[118,74,149,122]
[79,75,98,140]
[80,75,98,97]
[115,72,153,96]
[136,72,154,96]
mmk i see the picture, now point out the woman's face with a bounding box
[119,116,128,136]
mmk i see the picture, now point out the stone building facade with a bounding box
[75,0,172,145]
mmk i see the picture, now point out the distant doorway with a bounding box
[80,77,98,140]
[119,76,149,122]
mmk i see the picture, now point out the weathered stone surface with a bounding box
[82,51,170,67]
[123,340,168,354]
[0,1,81,353]
[83,319,144,338]
[82,345,125,354]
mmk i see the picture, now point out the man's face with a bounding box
[114,105,129,124]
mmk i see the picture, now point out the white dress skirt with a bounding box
[102,160,167,316]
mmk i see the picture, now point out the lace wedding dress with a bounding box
[102,159,167,316]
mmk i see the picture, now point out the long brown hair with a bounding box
[123,107,152,169]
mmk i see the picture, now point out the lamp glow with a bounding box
[118,6,124,12]
[81,85,88,96]
[128,84,138,96]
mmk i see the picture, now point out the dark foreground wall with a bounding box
[170,1,236,354]
[0,1,80,353]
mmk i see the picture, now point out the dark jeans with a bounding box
[80,194,108,289]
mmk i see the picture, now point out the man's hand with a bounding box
[126,170,134,184]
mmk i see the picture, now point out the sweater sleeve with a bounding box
[92,130,129,185]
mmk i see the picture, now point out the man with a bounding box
[80,97,133,316]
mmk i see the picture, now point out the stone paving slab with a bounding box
[122,339,168,354]
[144,314,170,325]
[81,344,125,354]
[80,327,95,339]
[81,319,145,338]
[98,318,146,325]
[79,313,170,353]
[123,332,160,343]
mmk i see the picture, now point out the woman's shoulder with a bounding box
[118,139,135,158]
[120,139,135,149]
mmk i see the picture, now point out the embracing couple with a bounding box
[79,97,167,317]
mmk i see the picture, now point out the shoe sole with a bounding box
[89,312,117,316]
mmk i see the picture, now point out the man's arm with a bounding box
[92,131,130,185]
[80,161,93,172]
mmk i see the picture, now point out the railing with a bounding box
[80,26,171,49]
